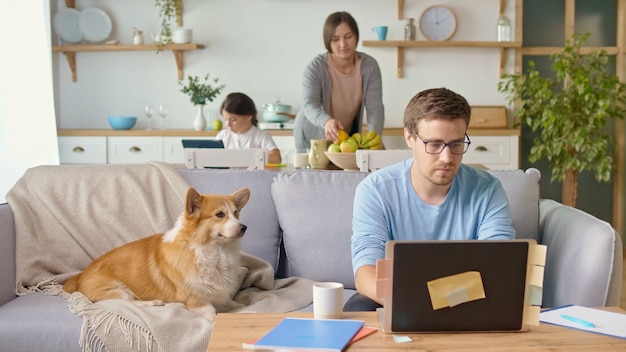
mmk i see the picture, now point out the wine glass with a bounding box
[144,104,154,130]
[158,104,168,130]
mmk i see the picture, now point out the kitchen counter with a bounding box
[57,128,520,137]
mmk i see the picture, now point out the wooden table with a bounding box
[207,309,626,351]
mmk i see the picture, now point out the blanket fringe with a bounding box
[16,277,64,296]
[69,292,155,352]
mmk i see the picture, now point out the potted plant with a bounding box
[179,74,225,131]
[498,33,626,207]
[154,0,178,49]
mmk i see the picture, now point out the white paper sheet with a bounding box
[540,305,626,339]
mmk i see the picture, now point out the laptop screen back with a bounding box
[181,139,224,149]
[389,240,529,332]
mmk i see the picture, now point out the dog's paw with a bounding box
[133,299,165,307]
[191,304,217,321]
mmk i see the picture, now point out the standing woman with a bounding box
[294,11,385,152]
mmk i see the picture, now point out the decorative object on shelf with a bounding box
[372,26,388,40]
[154,0,179,50]
[172,28,192,44]
[404,18,416,40]
[158,104,168,130]
[78,7,112,43]
[419,5,457,41]
[133,28,144,45]
[179,74,226,131]
[144,104,154,130]
[107,116,137,130]
[53,7,83,44]
[496,15,513,42]
[192,105,206,131]
[205,109,220,130]
[498,33,626,207]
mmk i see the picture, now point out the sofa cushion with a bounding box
[539,199,623,307]
[0,204,15,306]
[488,168,541,241]
[178,168,282,271]
[271,170,368,289]
[0,293,83,352]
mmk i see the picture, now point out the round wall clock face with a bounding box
[419,5,457,41]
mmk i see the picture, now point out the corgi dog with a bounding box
[63,187,250,320]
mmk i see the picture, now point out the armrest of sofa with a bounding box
[539,199,622,308]
[0,203,16,305]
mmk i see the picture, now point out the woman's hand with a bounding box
[324,119,344,143]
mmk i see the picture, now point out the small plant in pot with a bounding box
[498,33,626,207]
[179,74,226,131]
[153,0,178,50]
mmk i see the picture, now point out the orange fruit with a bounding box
[336,130,348,143]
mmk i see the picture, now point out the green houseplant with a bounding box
[154,0,178,49]
[179,74,226,131]
[498,33,626,207]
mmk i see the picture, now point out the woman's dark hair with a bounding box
[323,11,359,53]
[220,92,258,126]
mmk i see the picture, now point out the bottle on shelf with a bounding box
[404,18,416,41]
[133,28,144,45]
[496,15,513,42]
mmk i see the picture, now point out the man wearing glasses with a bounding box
[346,87,516,311]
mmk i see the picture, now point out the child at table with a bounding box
[216,92,282,164]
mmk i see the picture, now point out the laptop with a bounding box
[376,240,545,333]
[181,139,224,149]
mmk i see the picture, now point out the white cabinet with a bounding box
[58,136,107,164]
[58,132,519,169]
[463,135,519,170]
[380,134,519,170]
[107,137,163,164]
[59,136,218,165]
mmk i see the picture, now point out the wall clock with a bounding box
[418,5,457,41]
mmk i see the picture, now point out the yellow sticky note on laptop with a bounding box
[427,271,486,310]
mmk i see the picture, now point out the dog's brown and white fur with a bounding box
[63,187,250,320]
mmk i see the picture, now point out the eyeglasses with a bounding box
[414,133,471,154]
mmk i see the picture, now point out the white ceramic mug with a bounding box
[293,152,309,168]
[313,282,344,319]
[172,28,193,44]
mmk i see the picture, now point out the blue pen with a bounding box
[560,314,595,328]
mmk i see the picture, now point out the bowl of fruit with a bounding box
[324,130,382,171]
[324,151,359,171]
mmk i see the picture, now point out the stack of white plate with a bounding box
[53,7,112,44]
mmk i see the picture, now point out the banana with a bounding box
[351,132,362,146]
[361,131,378,145]
[366,142,382,150]
[361,134,381,149]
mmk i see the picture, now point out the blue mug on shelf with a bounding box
[373,26,388,40]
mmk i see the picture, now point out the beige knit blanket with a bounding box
[7,162,313,352]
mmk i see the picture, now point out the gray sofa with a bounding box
[0,166,622,351]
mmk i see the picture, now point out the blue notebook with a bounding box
[246,318,364,351]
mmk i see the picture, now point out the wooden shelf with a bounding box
[52,43,205,82]
[362,40,521,78]
[362,40,521,48]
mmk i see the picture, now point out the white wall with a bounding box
[52,0,515,130]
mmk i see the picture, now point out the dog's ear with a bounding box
[232,188,250,210]
[185,188,202,216]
